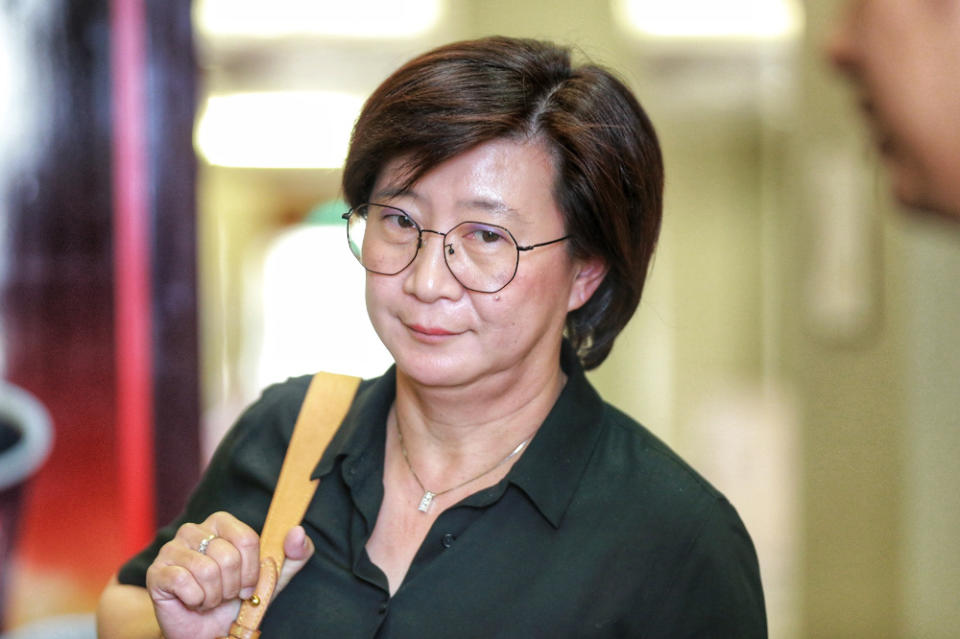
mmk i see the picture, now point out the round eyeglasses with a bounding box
[343,203,570,293]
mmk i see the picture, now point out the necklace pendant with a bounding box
[417,491,436,513]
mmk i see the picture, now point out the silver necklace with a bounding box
[396,421,530,513]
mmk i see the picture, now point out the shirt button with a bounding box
[378,601,388,615]
[441,533,456,548]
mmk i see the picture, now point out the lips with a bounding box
[407,323,458,336]
[855,96,896,155]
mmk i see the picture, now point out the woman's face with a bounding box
[827,0,960,217]
[363,138,605,390]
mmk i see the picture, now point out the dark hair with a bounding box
[342,36,663,369]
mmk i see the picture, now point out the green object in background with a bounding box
[306,199,349,226]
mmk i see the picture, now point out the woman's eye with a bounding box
[385,213,415,229]
[464,225,507,244]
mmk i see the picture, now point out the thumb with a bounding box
[276,525,315,593]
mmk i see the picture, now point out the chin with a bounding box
[889,171,940,216]
[879,138,960,219]
[884,154,933,209]
[395,357,480,389]
[385,338,472,385]
[891,182,927,210]
[896,194,960,223]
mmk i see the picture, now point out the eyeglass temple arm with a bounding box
[517,235,570,252]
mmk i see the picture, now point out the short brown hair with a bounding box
[343,36,663,369]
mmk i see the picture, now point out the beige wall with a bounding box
[197,1,960,636]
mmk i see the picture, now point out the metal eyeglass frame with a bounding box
[342,203,570,293]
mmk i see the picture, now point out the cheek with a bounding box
[364,275,394,323]
[483,270,571,327]
[364,276,379,312]
[475,292,513,326]
[470,289,528,344]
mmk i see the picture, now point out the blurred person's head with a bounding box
[343,36,663,369]
[827,0,960,220]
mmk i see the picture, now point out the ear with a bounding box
[567,256,608,312]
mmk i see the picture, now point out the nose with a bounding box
[401,230,464,302]
[825,4,858,73]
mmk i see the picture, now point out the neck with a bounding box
[389,359,567,485]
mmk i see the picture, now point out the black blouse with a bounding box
[119,345,766,638]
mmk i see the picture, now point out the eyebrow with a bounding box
[456,197,520,220]
[371,185,411,201]
[370,190,522,221]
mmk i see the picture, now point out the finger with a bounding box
[276,525,315,593]
[201,536,244,600]
[159,523,232,609]
[147,561,207,609]
[283,525,313,562]
[201,512,261,590]
[178,547,226,609]
[173,522,216,552]
[152,533,223,609]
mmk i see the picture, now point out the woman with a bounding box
[98,36,766,638]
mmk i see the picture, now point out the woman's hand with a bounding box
[145,511,314,639]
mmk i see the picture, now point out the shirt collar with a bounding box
[505,340,606,528]
[310,341,606,529]
[311,366,396,480]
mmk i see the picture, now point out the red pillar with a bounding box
[110,0,155,557]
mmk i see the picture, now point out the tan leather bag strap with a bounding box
[220,372,361,639]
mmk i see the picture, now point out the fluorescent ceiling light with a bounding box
[615,0,803,40]
[195,0,442,39]
[195,91,365,169]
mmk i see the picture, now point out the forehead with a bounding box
[370,139,561,224]
[851,0,943,25]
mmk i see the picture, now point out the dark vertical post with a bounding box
[144,0,200,528]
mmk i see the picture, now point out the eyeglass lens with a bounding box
[346,204,521,293]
